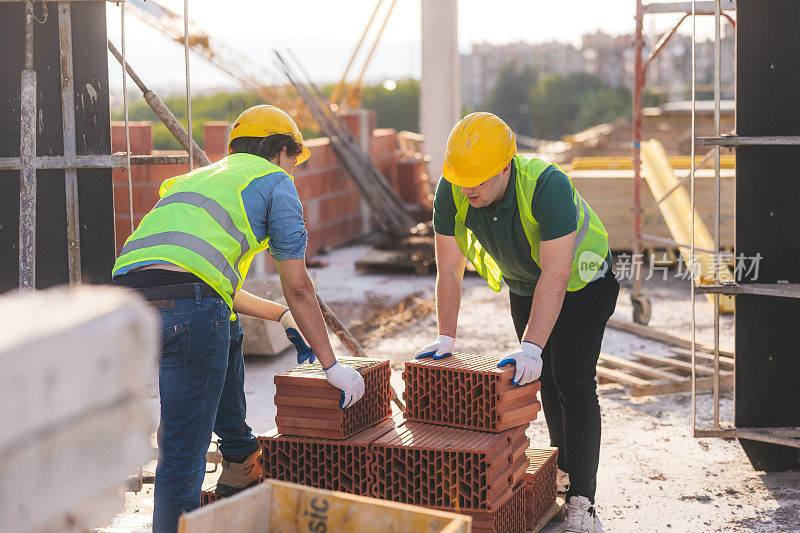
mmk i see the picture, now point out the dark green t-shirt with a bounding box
[433,161,609,295]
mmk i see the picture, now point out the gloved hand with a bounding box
[324,361,366,408]
[497,341,543,386]
[414,335,456,360]
[279,309,315,364]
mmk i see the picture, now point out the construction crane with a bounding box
[127,0,312,126]
[329,0,398,112]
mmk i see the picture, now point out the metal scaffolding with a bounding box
[688,0,800,449]
[3,0,197,291]
[630,0,736,324]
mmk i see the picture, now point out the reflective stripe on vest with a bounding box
[153,191,251,272]
[452,155,610,292]
[120,231,241,291]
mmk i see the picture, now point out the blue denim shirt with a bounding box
[114,170,307,275]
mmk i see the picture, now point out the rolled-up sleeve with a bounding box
[266,177,308,261]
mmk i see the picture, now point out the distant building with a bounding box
[581,31,634,89]
[460,41,582,107]
[460,24,735,107]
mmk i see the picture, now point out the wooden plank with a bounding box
[179,480,470,533]
[595,364,653,387]
[606,317,734,358]
[529,496,566,533]
[629,374,733,397]
[599,352,685,382]
[669,347,735,369]
[630,351,733,377]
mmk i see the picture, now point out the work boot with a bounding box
[215,450,263,497]
[557,468,570,495]
[564,496,604,533]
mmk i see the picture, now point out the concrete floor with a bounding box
[102,244,799,532]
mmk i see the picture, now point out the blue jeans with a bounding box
[152,286,257,533]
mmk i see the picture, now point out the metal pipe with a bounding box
[107,41,210,166]
[643,14,689,71]
[121,0,134,234]
[632,0,645,299]
[184,0,193,171]
[690,0,697,435]
[712,0,721,429]
[58,2,81,286]
[19,1,37,291]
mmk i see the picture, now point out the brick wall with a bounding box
[111,115,428,276]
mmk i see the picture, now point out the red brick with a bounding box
[273,357,392,440]
[524,447,558,529]
[110,121,153,155]
[203,122,230,160]
[370,418,528,511]
[403,353,541,432]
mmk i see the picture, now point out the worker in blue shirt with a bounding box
[113,106,364,533]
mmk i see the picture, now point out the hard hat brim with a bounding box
[296,143,311,165]
[442,155,513,188]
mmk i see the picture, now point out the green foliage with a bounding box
[479,65,634,141]
[361,78,420,132]
[483,63,539,135]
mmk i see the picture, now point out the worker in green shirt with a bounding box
[415,112,619,533]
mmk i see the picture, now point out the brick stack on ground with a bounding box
[201,354,557,533]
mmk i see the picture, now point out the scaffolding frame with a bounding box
[2,0,197,290]
[688,0,800,449]
[630,0,736,324]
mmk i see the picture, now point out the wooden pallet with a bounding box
[597,350,734,397]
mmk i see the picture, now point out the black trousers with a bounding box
[509,269,619,503]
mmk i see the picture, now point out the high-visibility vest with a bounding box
[113,153,289,315]
[452,155,610,292]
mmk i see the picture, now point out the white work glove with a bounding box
[413,334,456,360]
[324,361,365,408]
[497,341,543,386]
[279,310,315,364]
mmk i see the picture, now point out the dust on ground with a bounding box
[103,244,799,533]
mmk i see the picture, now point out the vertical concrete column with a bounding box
[355,109,373,234]
[420,0,460,183]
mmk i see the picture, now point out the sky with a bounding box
[106,0,724,96]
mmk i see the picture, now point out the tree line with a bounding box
[112,64,651,150]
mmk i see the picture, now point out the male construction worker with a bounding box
[112,105,365,533]
[415,112,619,533]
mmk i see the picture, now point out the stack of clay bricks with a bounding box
[202,353,557,532]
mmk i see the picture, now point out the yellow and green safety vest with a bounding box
[113,153,287,315]
[452,155,609,292]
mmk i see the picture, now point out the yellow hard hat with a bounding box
[442,112,516,188]
[228,105,311,165]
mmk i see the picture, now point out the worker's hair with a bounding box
[229,134,303,162]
